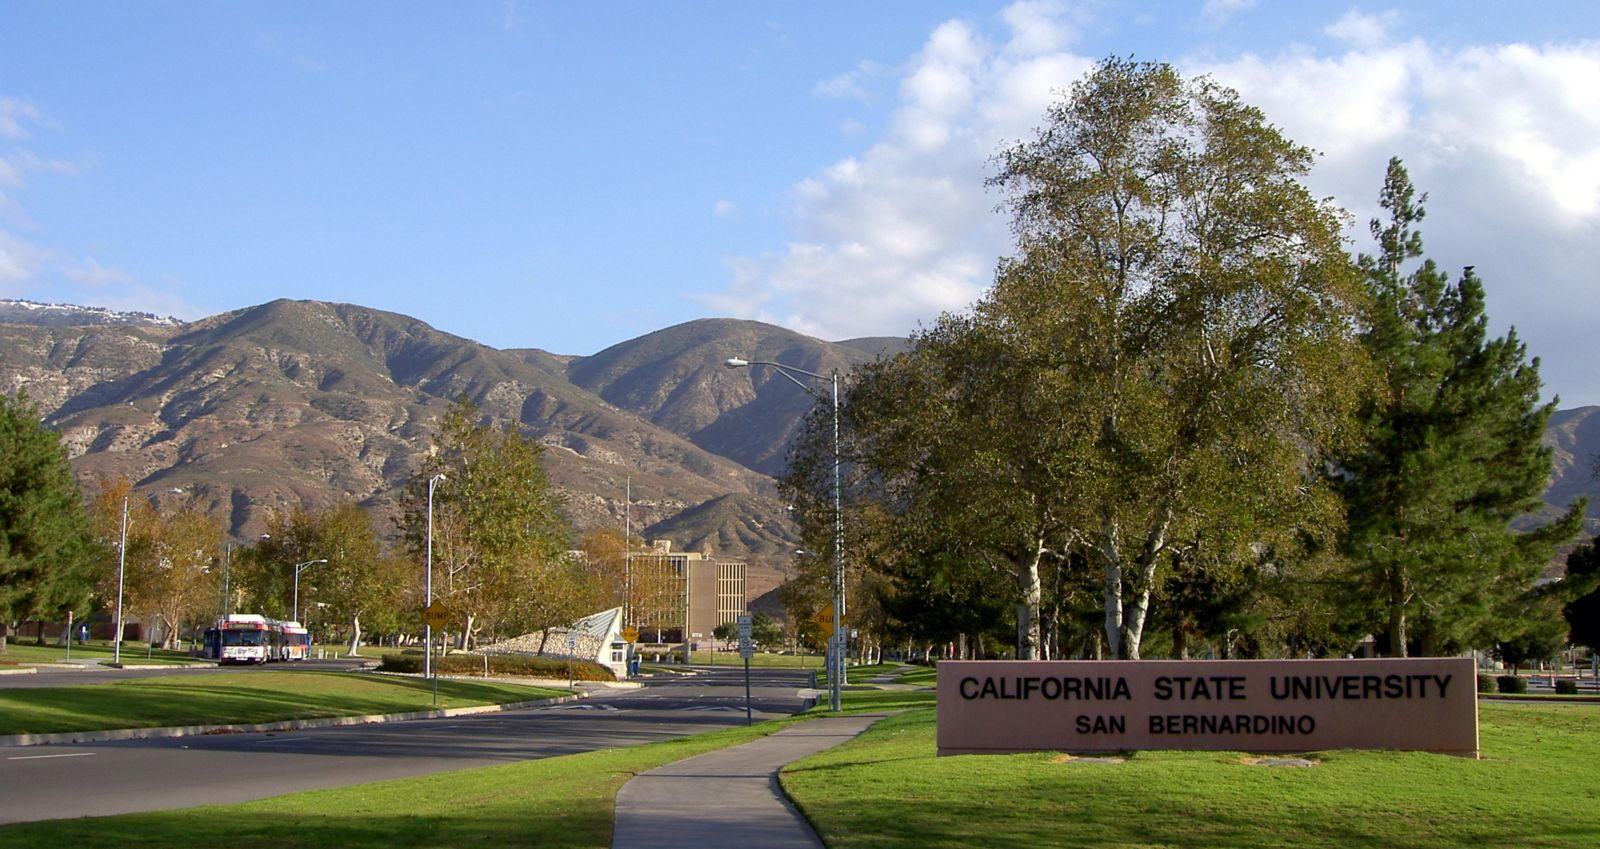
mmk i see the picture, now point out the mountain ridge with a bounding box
[3,298,1593,603]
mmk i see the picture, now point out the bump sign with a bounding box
[421,602,451,630]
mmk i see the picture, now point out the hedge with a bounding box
[1496,674,1528,694]
[378,652,615,681]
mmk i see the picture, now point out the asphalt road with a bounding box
[0,665,818,825]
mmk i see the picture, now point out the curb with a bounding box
[0,667,37,676]
[0,691,588,748]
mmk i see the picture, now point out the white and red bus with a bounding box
[203,615,311,664]
[275,620,311,661]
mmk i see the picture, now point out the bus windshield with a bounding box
[222,630,264,647]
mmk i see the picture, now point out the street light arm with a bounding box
[725,357,834,400]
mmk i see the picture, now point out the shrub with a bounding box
[1554,679,1578,695]
[377,653,615,681]
[1477,673,1496,694]
[1496,674,1528,694]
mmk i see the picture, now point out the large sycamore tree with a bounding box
[813,58,1369,660]
[0,390,100,652]
[247,502,402,655]
[398,397,578,648]
[89,478,222,649]
[1337,159,1584,656]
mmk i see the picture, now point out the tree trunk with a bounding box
[1102,517,1124,659]
[1015,537,1045,660]
[347,615,363,657]
[1388,570,1409,658]
[1113,504,1174,660]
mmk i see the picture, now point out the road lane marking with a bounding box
[255,736,312,744]
[7,752,96,761]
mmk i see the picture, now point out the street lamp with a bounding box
[426,473,446,680]
[725,356,845,712]
[113,487,182,666]
[291,559,327,624]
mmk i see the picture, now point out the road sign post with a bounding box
[422,602,450,705]
[738,614,754,724]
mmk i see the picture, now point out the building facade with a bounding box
[625,540,746,647]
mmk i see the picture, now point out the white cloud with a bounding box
[701,4,1600,404]
[1324,9,1402,48]
[815,61,883,101]
[713,199,736,218]
[0,230,45,289]
[1203,0,1258,26]
[0,98,39,139]
[63,257,135,287]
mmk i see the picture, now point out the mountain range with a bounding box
[1,298,1595,606]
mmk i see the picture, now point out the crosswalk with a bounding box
[539,703,620,712]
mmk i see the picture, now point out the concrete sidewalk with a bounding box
[612,714,885,849]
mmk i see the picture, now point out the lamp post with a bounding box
[425,473,446,680]
[724,356,845,712]
[113,487,182,666]
[291,559,327,624]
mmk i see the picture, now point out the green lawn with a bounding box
[0,671,567,735]
[0,639,206,666]
[4,676,1595,848]
[780,701,1600,848]
[0,712,790,848]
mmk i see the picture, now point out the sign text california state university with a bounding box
[936,658,1478,757]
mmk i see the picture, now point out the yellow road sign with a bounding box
[622,626,640,643]
[421,602,451,630]
[813,610,842,634]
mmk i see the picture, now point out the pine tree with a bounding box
[0,390,101,653]
[1561,540,1600,651]
[1338,159,1585,656]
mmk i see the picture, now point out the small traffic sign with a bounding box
[737,613,752,640]
[421,602,451,630]
[813,609,843,634]
[566,632,578,649]
[738,636,754,660]
[622,626,640,643]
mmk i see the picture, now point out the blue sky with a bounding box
[2,2,1597,405]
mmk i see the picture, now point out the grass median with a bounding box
[0,671,568,736]
[0,640,205,666]
[5,675,1596,848]
[0,710,788,848]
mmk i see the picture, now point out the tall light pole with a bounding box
[291,559,327,624]
[113,487,182,666]
[114,495,129,666]
[425,473,446,680]
[724,356,845,712]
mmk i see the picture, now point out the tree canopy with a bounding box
[1335,158,1585,656]
[398,396,579,648]
[792,58,1370,661]
[1,390,101,651]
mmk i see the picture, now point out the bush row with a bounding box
[1496,674,1529,694]
[378,652,615,681]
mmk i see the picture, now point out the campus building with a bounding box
[625,540,747,647]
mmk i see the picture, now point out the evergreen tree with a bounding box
[0,390,101,652]
[1561,540,1600,651]
[1338,159,1585,656]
